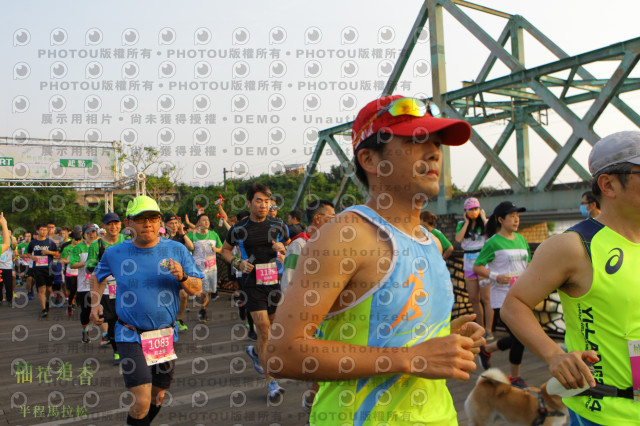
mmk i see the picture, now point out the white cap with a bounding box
[589,131,640,176]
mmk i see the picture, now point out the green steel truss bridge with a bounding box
[293,0,640,221]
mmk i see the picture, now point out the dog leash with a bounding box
[531,391,566,426]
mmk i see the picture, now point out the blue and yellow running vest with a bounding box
[310,205,457,425]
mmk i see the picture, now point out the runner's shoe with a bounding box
[267,379,285,401]
[478,346,492,370]
[177,320,188,331]
[41,309,48,318]
[245,345,264,374]
[67,305,73,317]
[198,309,207,323]
[248,328,258,341]
[100,334,111,346]
[82,331,90,344]
[509,376,528,389]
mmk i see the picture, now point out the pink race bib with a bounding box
[35,256,48,266]
[107,278,117,300]
[204,256,216,269]
[628,340,640,402]
[140,327,177,366]
[256,262,278,285]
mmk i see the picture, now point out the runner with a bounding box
[59,228,81,316]
[221,183,289,401]
[88,213,127,365]
[163,213,194,332]
[580,190,602,219]
[16,231,34,299]
[91,195,203,426]
[472,201,531,388]
[286,209,305,239]
[502,131,640,425]
[27,223,59,317]
[226,210,257,341]
[455,197,492,337]
[186,213,222,322]
[267,95,483,424]
[70,223,99,342]
[0,213,15,305]
[267,200,279,218]
[280,200,335,293]
[420,210,454,260]
[57,226,71,300]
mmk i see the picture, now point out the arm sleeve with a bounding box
[455,221,464,234]
[69,245,81,265]
[433,230,452,251]
[179,245,204,279]
[85,240,99,273]
[522,234,532,262]
[27,240,35,254]
[474,240,495,266]
[94,249,113,282]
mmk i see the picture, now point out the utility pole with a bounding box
[223,168,229,191]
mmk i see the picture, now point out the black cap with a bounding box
[102,212,121,224]
[164,213,178,222]
[493,201,526,218]
[82,223,99,235]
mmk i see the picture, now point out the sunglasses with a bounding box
[131,215,161,224]
[354,97,442,145]
[269,206,278,211]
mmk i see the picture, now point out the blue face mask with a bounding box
[580,204,589,217]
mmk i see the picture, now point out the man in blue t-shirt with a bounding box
[91,196,203,426]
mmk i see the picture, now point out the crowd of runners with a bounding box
[2,96,638,425]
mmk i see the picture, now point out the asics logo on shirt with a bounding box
[605,248,623,274]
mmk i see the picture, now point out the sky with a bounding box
[2,0,639,190]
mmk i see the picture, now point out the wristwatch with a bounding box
[179,271,189,282]
[231,257,242,269]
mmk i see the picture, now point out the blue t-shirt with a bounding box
[94,238,204,344]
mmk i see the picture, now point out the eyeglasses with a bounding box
[353,97,442,145]
[131,216,161,224]
[269,206,278,211]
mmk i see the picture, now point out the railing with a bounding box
[448,249,565,338]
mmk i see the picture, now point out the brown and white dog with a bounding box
[464,368,569,426]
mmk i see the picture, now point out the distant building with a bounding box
[284,163,305,175]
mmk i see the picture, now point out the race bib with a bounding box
[140,327,177,366]
[107,277,117,300]
[256,262,278,285]
[204,256,216,269]
[508,271,525,287]
[628,340,640,402]
[35,256,48,266]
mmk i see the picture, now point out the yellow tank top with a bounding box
[560,219,640,424]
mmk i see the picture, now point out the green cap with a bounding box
[126,195,161,218]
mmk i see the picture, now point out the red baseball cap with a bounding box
[351,95,471,153]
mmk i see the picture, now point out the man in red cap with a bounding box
[268,96,484,423]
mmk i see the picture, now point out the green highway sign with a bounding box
[60,159,93,168]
